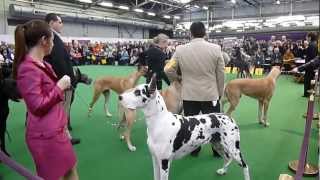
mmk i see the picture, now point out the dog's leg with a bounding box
[88,88,102,117]
[123,109,136,151]
[226,97,239,116]
[152,155,160,180]
[258,100,264,124]
[221,130,250,180]
[213,143,232,175]
[263,100,270,127]
[158,159,170,180]
[102,90,112,117]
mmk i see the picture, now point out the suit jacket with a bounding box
[45,32,76,86]
[306,41,318,63]
[17,55,67,138]
[171,38,225,101]
[145,46,167,73]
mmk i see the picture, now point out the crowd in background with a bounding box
[0,34,314,72]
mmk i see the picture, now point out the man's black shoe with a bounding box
[71,138,80,145]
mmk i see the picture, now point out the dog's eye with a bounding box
[134,90,141,96]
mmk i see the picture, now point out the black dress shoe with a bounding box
[71,138,81,145]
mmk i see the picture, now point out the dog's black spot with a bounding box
[173,117,200,152]
[197,130,205,140]
[144,86,151,97]
[134,89,141,96]
[235,141,240,149]
[210,132,221,143]
[142,98,147,103]
[235,126,238,130]
[142,88,147,95]
[209,115,220,128]
[224,151,230,159]
[239,153,247,168]
[161,107,164,111]
[172,122,175,126]
[162,159,169,171]
[223,132,227,136]
[170,140,172,143]
[200,118,206,124]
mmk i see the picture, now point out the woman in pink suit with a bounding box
[13,20,79,180]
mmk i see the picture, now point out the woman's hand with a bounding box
[57,75,71,91]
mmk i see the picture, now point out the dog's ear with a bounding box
[148,73,157,94]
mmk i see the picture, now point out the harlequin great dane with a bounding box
[119,75,250,180]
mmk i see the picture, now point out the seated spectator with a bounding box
[119,48,129,65]
[282,48,295,71]
[271,47,282,66]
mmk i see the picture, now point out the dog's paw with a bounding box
[120,135,125,140]
[258,121,263,124]
[128,145,136,152]
[264,122,270,127]
[216,168,227,175]
[106,112,112,117]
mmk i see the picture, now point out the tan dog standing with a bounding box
[161,79,182,114]
[223,67,281,126]
[88,66,148,116]
[88,66,147,151]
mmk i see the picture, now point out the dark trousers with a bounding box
[146,71,170,90]
[0,100,9,156]
[183,100,220,156]
[304,71,315,97]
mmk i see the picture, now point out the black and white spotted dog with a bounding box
[119,75,250,180]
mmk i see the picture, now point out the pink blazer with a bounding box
[17,55,67,139]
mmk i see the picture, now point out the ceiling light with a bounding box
[231,0,236,4]
[134,8,144,13]
[163,15,171,19]
[98,2,113,7]
[77,0,92,3]
[202,6,208,10]
[118,5,129,10]
[147,12,156,16]
[216,30,221,33]
[276,0,280,5]
[174,16,180,20]
[179,0,192,4]
[194,5,200,8]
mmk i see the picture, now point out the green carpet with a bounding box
[0,65,318,180]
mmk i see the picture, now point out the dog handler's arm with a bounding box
[17,66,64,116]
[216,49,225,97]
[164,47,181,82]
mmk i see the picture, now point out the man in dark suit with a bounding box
[45,13,80,145]
[303,32,318,97]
